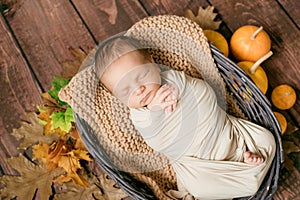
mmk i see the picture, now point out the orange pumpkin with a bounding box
[271,84,297,110]
[237,51,273,94]
[230,25,271,61]
[273,112,287,134]
[237,61,268,94]
[204,30,229,57]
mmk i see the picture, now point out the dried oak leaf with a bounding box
[53,175,103,200]
[11,112,59,149]
[54,173,128,200]
[61,47,87,79]
[0,154,64,200]
[284,141,300,154]
[283,140,300,171]
[185,6,222,30]
[98,174,128,200]
[40,92,64,114]
[2,0,26,18]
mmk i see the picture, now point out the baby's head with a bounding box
[95,36,161,109]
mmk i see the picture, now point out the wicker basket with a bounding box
[61,15,283,200]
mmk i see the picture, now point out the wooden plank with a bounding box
[6,0,96,90]
[71,0,149,43]
[139,0,194,16]
[277,0,300,28]
[208,0,300,125]
[0,13,42,175]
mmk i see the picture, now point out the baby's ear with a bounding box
[148,53,154,63]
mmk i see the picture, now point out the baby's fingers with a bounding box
[165,106,173,113]
[168,100,177,112]
[157,85,174,101]
[162,99,177,112]
[172,100,177,111]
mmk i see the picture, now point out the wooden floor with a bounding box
[0,0,299,199]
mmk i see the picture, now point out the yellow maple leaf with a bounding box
[185,6,222,30]
[32,143,49,163]
[75,138,87,151]
[69,128,88,150]
[72,149,92,162]
[32,141,61,171]
[55,172,89,188]
[32,136,92,188]
[58,154,82,173]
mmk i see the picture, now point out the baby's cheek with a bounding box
[116,94,130,107]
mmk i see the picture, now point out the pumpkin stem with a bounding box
[251,26,263,40]
[249,51,273,74]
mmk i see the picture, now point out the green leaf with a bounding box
[51,106,75,132]
[48,76,70,106]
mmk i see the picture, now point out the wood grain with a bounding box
[6,0,96,90]
[209,0,300,125]
[273,167,300,200]
[0,13,41,175]
[140,0,226,36]
[72,0,148,43]
[277,0,300,29]
[139,0,201,16]
[0,0,299,197]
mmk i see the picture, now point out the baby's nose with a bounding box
[135,85,145,95]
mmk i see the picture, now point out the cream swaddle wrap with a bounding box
[130,69,276,199]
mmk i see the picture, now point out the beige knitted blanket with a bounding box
[58,15,247,199]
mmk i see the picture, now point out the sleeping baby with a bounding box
[94,35,276,199]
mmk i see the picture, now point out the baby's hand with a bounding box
[147,84,178,112]
[164,88,178,113]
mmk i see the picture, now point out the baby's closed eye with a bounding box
[137,70,149,81]
[122,88,130,95]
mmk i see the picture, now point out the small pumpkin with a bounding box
[230,25,271,61]
[273,112,287,134]
[204,30,229,57]
[237,51,273,94]
[271,84,297,110]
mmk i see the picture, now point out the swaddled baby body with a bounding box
[95,36,276,199]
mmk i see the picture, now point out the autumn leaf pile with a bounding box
[0,48,128,200]
[34,76,93,188]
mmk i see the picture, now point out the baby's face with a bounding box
[101,51,161,108]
